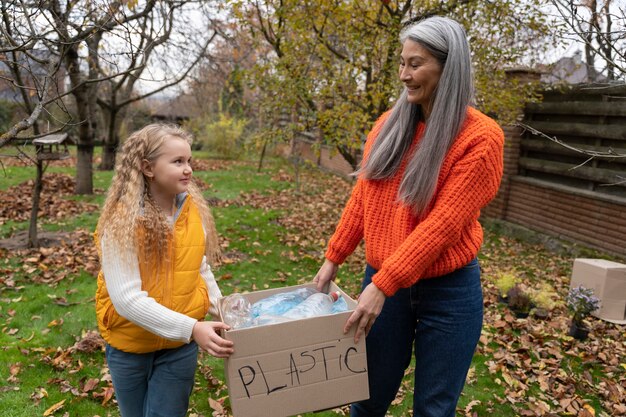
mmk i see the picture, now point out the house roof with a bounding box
[541,52,608,84]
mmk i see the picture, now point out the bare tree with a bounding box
[1,2,74,247]
[96,2,218,169]
[551,0,626,80]
[0,1,206,246]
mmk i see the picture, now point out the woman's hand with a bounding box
[313,259,338,292]
[192,321,234,358]
[344,282,386,344]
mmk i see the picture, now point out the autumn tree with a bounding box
[229,0,552,170]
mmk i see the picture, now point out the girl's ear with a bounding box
[141,159,154,179]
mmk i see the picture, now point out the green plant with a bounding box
[507,284,533,315]
[566,285,600,325]
[531,283,558,310]
[187,113,248,159]
[495,272,518,298]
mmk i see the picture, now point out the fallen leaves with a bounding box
[8,362,21,383]
[72,330,105,354]
[1,160,624,416]
[0,173,100,226]
[0,228,100,287]
[228,165,626,416]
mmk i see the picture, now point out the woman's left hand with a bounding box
[344,282,386,344]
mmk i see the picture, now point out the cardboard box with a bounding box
[218,282,369,417]
[570,258,626,323]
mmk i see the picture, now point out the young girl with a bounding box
[94,124,234,417]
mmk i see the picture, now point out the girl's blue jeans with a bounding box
[351,259,483,417]
[105,341,198,417]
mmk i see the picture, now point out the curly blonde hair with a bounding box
[96,124,221,269]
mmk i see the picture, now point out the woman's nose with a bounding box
[399,67,410,81]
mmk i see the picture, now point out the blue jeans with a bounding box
[105,342,198,417]
[351,260,483,417]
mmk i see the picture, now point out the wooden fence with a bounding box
[293,83,626,257]
[484,84,626,257]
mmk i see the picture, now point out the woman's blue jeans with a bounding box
[105,341,198,417]
[351,259,483,417]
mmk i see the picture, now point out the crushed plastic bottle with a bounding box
[250,287,318,318]
[222,288,349,329]
[250,314,293,327]
[331,295,349,314]
[282,291,342,320]
[221,293,252,329]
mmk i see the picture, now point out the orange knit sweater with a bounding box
[325,107,504,297]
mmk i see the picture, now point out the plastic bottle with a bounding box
[250,287,318,318]
[251,314,293,327]
[282,291,342,320]
[221,293,252,329]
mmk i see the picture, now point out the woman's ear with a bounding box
[141,159,154,179]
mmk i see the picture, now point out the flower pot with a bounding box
[513,309,529,319]
[568,321,589,340]
[533,308,549,319]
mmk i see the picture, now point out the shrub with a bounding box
[188,113,248,159]
[507,284,533,315]
[495,272,518,298]
[530,283,558,311]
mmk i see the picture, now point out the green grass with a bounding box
[0,155,621,417]
[0,268,103,417]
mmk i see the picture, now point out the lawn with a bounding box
[0,156,624,417]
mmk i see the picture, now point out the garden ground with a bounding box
[0,156,624,417]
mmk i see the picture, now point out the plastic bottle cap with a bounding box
[329,291,340,302]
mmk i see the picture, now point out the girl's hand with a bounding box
[313,259,338,292]
[344,282,386,344]
[192,321,234,358]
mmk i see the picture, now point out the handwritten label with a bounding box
[236,343,366,399]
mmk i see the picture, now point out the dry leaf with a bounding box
[209,397,224,413]
[43,399,65,416]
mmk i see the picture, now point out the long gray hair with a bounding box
[360,16,474,215]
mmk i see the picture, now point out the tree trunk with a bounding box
[76,144,94,194]
[99,107,119,170]
[100,143,117,170]
[28,159,43,248]
[70,33,101,194]
[290,138,301,193]
[257,138,268,172]
[336,145,359,172]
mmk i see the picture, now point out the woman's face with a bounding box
[399,39,443,116]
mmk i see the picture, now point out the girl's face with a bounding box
[144,137,193,200]
[399,39,443,116]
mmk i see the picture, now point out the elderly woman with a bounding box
[314,16,504,417]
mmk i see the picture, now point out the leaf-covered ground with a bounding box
[0,158,624,417]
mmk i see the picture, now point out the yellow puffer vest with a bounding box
[95,197,210,353]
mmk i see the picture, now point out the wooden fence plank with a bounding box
[518,157,626,187]
[521,138,626,162]
[526,101,626,117]
[527,121,626,141]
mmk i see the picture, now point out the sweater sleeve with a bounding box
[199,256,222,317]
[325,178,365,264]
[100,239,197,343]
[372,133,504,296]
